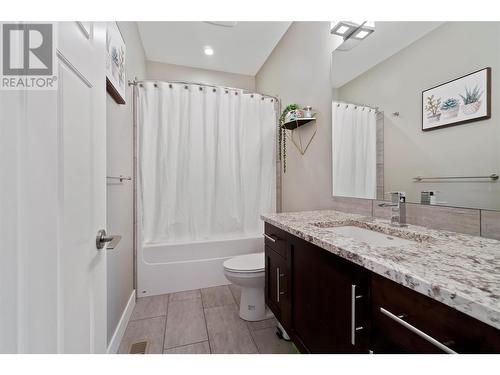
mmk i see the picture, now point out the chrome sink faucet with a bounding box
[378,192,407,227]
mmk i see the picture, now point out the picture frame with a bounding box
[106,22,126,104]
[422,67,491,131]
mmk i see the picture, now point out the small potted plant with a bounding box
[284,108,304,123]
[459,85,483,115]
[425,95,442,123]
[440,97,460,119]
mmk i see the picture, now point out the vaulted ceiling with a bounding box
[137,21,291,76]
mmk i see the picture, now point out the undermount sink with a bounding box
[325,225,417,247]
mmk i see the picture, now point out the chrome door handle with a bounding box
[264,233,277,243]
[276,267,285,303]
[380,307,457,354]
[351,284,364,346]
[96,229,121,250]
[277,267,280,302]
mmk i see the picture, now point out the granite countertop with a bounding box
[261,210,500,330]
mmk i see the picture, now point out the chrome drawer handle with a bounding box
[264,233,277,243]
[277,267,280,302]
[380,307,457,354]
[276,267,285,302]
[351,284,364,346]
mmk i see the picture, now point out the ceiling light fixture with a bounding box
[330,21,375,51]
[353,30,370,39]
[204,46,214,56]
[330,21,359,37]
[352,22,375,40]
[335,25,350,35]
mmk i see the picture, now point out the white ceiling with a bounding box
[331,22,444,88]
[137,22,291,76]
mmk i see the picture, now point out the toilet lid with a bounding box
[223,252,265,273]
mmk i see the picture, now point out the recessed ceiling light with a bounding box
[204,46,214,56]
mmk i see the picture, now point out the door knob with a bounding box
[96,229,121,250]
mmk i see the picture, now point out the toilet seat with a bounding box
[223,252,264,273]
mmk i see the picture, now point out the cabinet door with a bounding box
[265,246,290,328]
[291,237,369,353]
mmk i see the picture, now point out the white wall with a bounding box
[106,22,146,345]
[338,22,500,210]
[147,61,255,91]
[256,22,340,211]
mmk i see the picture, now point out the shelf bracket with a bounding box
[285,120,317,156]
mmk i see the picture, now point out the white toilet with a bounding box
[223,252,267,321]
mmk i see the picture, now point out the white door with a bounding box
[0,22,107,353]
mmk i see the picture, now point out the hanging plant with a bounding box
[282,126,287,173]
[279,104,299,173]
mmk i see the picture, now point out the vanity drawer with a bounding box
[371,274,500,353]
[264,223,288,259]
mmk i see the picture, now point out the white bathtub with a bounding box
[137,236,264,297]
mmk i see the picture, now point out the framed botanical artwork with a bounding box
[106,22,126,104]
[422,67,491,131]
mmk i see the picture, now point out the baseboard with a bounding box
[107,289,136,354]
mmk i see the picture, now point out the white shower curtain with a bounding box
[332,102,376,199]
[139,82,276,244]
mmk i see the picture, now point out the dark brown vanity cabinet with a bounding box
[289,235,370,353]
[264,222,500,354]
[264,223,369,354]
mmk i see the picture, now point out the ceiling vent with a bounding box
[204,21,238,28]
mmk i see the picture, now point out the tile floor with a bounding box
[118,284,297,354]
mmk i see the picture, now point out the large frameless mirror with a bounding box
[331,22,500,210]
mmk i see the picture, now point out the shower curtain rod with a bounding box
[333,100,380,112]
[128,78,280,102]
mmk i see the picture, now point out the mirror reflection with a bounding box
[332,22,500,210]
